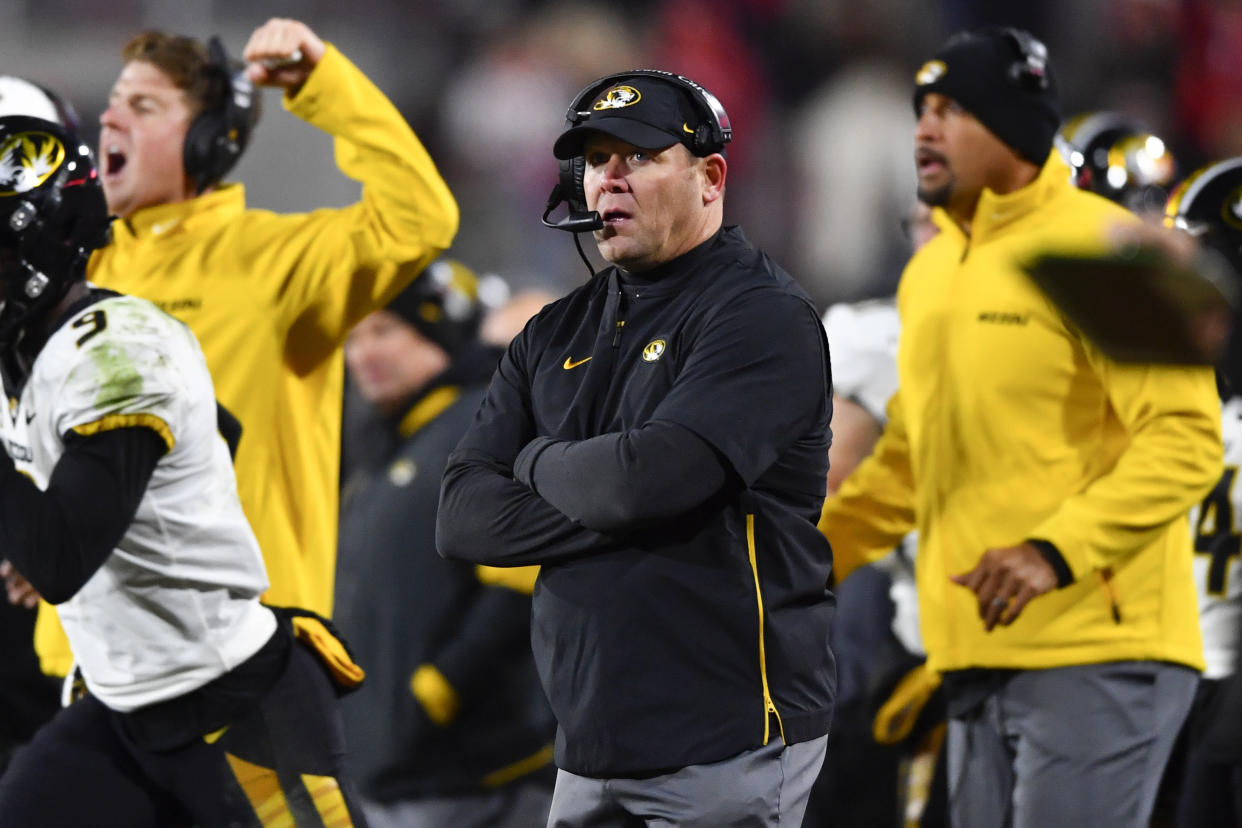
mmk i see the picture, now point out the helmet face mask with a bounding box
[0,112,109,351]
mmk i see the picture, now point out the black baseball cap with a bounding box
[553,76,708,160]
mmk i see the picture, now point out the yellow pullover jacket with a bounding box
[34,43,458,674]
[822,152,1222,674]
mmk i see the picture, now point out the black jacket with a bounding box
[438,228,836,777]
[335,349,555,800]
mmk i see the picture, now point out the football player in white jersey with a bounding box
[0,89,367,827]
[1162,158,1242,827]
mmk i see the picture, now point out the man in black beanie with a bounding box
[911,27,1061,220]
[821,27,1221,827]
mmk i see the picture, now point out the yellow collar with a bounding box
[112,183,247,243]
[931,149,1071,244]
[397,386,461,438]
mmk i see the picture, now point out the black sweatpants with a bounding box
[1176,678,1242,827]
[0,636,367,827]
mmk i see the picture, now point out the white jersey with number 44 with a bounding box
[1189,395,1242,679]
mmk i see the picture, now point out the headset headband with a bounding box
[996,27,1048,91]
[564,69,732,156]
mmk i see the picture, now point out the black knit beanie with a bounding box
[912,27,1061,165]
[386,259,482,357]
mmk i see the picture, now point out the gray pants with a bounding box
[547,736,828,827]
[947,661,1197,828]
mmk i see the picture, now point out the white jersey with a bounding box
[0,293,275,711]
[822,299,901,425]
[1189,395,1242,679]
[823,298,923,655]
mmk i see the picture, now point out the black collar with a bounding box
[615,227,730,297]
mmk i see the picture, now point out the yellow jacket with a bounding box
[34,43,458,674]
[822,153,1221,674]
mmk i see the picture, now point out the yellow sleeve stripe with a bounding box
[481,743,555,789]
[474,564,540,595]
[410,663,461,726]
[71,413,175,453]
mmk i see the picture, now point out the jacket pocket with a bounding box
[1099,568,1122,624]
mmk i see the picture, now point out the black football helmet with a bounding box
[1164,157,1242,276]
[0,80,109,350]
[1056,111,1177,213]
[1165,157,1242,396]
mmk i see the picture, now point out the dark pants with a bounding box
[0,639,367,827]
[1176,679,1242,827]
[804,564,907,827]
[0,597,59,775]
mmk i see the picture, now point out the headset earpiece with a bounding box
[998,27,1049,92]
[693,123,715,157]
[182,36,254,195]
[542,157,600,234]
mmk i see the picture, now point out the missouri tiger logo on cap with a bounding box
[0,131,65,196]
[594,85,641,110]
[915,60,946,85]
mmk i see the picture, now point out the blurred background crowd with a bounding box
[4,0,1239,311]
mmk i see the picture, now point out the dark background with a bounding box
[9,0,1238,309]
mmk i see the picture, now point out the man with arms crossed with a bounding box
[438,71,835,826]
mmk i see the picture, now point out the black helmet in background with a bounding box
[1057,111,1177,214]
[1165,157,1242,396]
[1164,157,1242,277]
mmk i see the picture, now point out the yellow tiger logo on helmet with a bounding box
[0,131,65,196]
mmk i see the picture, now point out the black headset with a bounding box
[994,27,1049,92]
[542,69,733,235]
[182,36,255,196]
